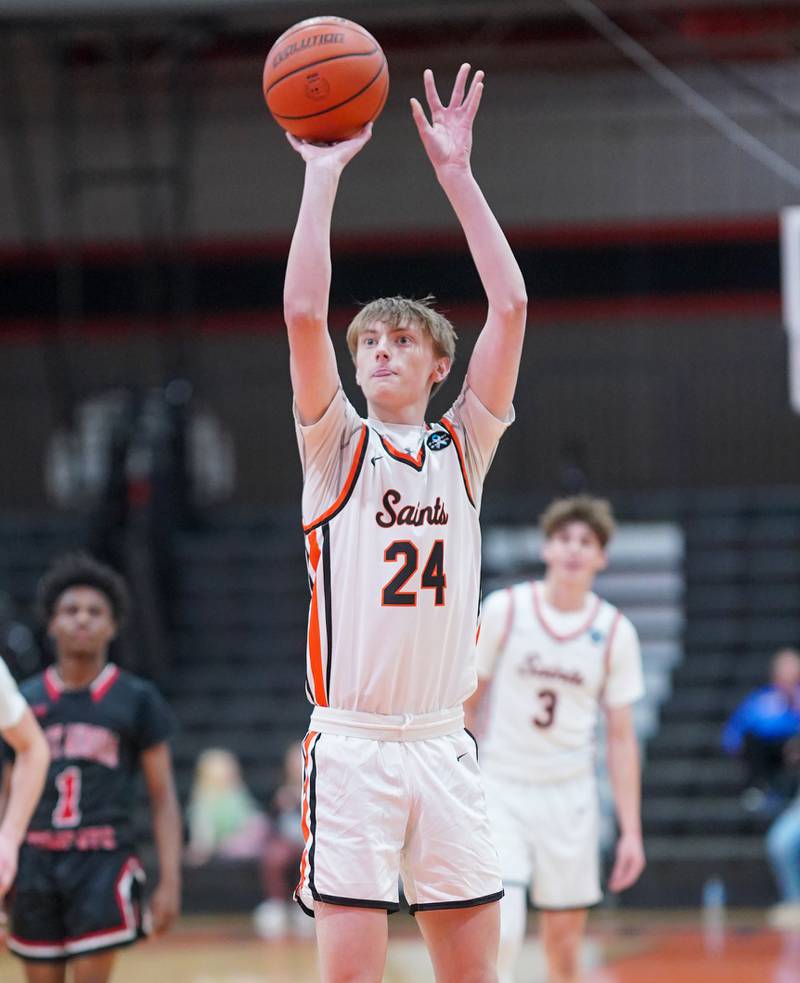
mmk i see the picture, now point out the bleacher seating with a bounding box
[630,489,800,906]
[166,508,311,812]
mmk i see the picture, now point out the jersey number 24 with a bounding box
[382,540,446,607]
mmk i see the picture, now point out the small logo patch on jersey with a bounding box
[426,431,452,451]
[370,455,383,466]
[589,628,605,644]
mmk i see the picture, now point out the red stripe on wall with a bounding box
[0,289,780,344]
[0,214,780,267]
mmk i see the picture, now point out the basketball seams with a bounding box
[272,19,379,50]
[271,57,387,123]
[265,47,379,97]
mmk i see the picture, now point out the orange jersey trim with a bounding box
[439,418,475,508]
[303,424,369,534]
[307,528,321,573]
[378,433,426,470]
[307,582,327,707]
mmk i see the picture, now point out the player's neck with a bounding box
[366,397,427,427]
[541,576,592,613]
[54,652,110,690]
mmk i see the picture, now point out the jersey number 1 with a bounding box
[383,540,446,606]
[53,765,82,828]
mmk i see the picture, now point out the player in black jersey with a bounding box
[4,554,181,982]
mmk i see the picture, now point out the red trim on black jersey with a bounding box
[44,668,62,702]
[90,664,121,703]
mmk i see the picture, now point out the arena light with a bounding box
[781,206,800,414]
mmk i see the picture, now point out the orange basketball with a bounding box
[263,16,389,143]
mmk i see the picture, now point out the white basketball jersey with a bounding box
[0,656,25,729]
[296,386,509,716]
[478,580,642,784]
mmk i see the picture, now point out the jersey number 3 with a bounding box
[383,540,446,607]
[53,765,82,828]
[533,689,558,729]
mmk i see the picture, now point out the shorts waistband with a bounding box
[309,705,464,741]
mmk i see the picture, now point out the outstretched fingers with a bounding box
[410,97,430,136]
[448,62,471,108]
[423,68,444,115]
[463,69,485,120]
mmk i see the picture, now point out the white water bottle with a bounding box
[702,876,726,953]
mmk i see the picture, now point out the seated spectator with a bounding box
[185,748,268,865]
[253,740,308,939]
[722,648,800,812]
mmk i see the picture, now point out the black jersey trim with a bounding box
[409,889,504,915]
[322,525,333,699]
[464,727,479,761]
[307,734,320,901]
[295,895,315,918]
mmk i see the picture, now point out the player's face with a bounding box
[48,586,117,659]
[542,521,607,586]
[354,320,449,415]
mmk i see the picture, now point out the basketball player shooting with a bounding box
[283,64,527,983]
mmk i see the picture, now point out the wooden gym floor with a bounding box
[1,910,797,982]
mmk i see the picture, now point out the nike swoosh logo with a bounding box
[370,455,383,466]
[457,752,469,762]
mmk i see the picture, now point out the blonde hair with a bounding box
[345,296,457,398]
[539,495,616,548]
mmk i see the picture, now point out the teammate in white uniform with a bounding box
[467,497,646,983]
[0,656,49,902]
[283,63,527,983]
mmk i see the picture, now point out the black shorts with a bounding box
[8,846,146,962]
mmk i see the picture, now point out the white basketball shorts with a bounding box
[294,719,503,917]
[483,771,601,910]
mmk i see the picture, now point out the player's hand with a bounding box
[0,834,18,902]
[410,64,484,174]
[608,832,645,893]
[286,123,372,170]
[147,880,180,937]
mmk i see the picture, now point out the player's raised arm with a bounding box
[411,64,527,420]
[283,127,372,425]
